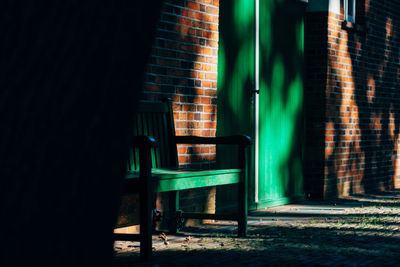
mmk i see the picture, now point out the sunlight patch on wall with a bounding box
[385,17,393,40]
[395,133,400,189]
[367,74,375,104]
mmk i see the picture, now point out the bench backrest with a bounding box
[127,99,178,171]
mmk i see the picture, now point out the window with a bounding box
[344,0,356,23]
[342,0,366,31]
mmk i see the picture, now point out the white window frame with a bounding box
[344,0,356,23]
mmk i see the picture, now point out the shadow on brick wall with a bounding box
[321,1,400,197]
[349,8,400,193]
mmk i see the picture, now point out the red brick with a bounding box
[187,1,200,11]
[205,6,218,15]
[205,73,217,80]
[201,97,211,104]
[196,12,203,21]
[179,146,187,154]
[201,114,211,120]
[187,113,195,120]
[202,81,211,88]
[204,105,215,113]
[181,26,189,34]
[181,9,189,17]
[204,122,216,128]
[179,113,187,120]
[188,10,196,19]
[205,89,216,97]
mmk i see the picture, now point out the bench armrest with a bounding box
[132,136,157,148]
[175,135,252,146]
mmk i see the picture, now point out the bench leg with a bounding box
[238,168,248,236]
[238,145,248,237]
[238,183,247,237]
[139,186,153,260]
[168,191,179,234]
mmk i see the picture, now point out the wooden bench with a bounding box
[113,98,251,260]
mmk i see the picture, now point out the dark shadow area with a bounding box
[0,1,163,266]
[304,11,330,200]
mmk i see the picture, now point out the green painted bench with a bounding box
[113,99,251,260]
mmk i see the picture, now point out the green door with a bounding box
[255,0,305,209]
[217,0,305,211]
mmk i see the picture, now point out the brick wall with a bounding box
[143,0,219,170]
[305,0,400,199]
[116,0,220,232]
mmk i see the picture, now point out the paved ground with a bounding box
[114,190,400,266]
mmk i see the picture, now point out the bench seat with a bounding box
[125,168,242,192]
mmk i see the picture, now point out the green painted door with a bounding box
[217,0,305,211]
[255,0,305,209]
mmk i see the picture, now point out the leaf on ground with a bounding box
[159,232,168,241]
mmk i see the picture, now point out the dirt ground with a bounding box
[114,190,400,266]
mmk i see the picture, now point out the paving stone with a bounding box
[114,190,400,266]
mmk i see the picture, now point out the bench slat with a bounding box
[126,168,241,179]
[125,168,242,192]
[156,171,241,192]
